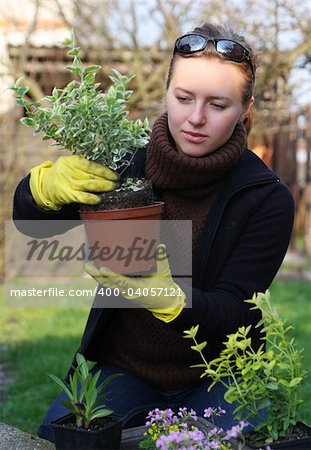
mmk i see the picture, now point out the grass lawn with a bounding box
[0,278,310,434]
[269,279,311,424]
[0,281,89,433]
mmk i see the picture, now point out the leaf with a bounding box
[48,374,73,400]
[76,370,88,400]
[18,86,29,96]
[89,386,98,408]
[289,377,303,387]
[65,66,82,77]
[189,363,208,368]
[88,370,101,399]
[89,407,113,421]
[190,342,207,352]
[266,381,279,390]
[224,390,237,404]
[183,325,199,339]
[15,99,27,107]
[256,398,271,410]
[70,372,79,400]
[54,127,65,136]
[84,73,96,84]
[279,379,290,387]
[76,353,89,379]
[84,65,101,74]
[66,80,77,92]
[62,36,74,47]
[97,373,124,396]
[67,47,81,57]
[13,76,25,87]
[20,117,37,128]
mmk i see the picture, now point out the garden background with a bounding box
[0,0,310,436]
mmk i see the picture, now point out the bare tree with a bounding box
[2,0,311,263]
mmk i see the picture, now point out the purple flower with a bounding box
[189,408,198,420]
[226,425,240,439]
[143,407,249,450]
[204,407,215,418]
[203,406,226,420]
[225,421,246,439]
[188,429,206,443]
[209,440,221,449]
[146,408,178,427]
[156,428,206,449]
[209,427,219,436]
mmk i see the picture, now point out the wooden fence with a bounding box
[249,106,311,254]
[7,44,169,119]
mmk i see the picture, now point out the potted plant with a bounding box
[49,352,123,450]
[138,406,247,449]
[10,33,164,274]
[184,291,311,449]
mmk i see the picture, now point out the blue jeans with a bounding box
[38,364,244,443]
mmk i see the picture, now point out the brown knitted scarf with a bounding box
[100,114,247,391]
[146,113,246,249]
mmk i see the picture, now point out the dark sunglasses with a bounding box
[174,33,255,79]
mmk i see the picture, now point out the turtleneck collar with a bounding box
[146,112,246,193]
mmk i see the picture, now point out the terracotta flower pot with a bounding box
[79,202,165,275]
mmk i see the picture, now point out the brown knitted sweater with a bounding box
[101,113,246,390]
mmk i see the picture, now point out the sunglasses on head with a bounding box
[174,33,255,79]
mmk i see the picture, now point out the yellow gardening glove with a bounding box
[85,245,186,323]
[30,155,119,211]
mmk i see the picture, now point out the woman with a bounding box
[13,23,294,442]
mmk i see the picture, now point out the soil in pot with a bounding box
[52,413,123,450]
[80,178,156,211]
[245,422,311,449]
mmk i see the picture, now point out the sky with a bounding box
[0,0,310,108]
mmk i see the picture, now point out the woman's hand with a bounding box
[29,155,119,210]
[85,245,186,323]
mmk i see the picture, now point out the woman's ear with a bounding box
[240,96,254,122]
[241,96,254,135]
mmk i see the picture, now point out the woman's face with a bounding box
[166,56,252,157]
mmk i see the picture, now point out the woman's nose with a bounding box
[188,104,206,126]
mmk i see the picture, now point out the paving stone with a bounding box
[0,422,55,449]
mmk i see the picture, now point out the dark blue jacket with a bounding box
[13,149,294,372]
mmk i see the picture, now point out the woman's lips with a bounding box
[182,130,207,144]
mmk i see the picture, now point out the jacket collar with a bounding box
[193,149,280,286]
[225,149,279,191]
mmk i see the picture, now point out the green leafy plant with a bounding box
[49,352,123,428]
[10,32,150,176]
[184,290,308,447]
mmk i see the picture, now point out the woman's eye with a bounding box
[211,103,226,110]
[177,96,191,103]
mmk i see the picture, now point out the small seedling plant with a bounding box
[10,33,150,183]
[184,291,307,447]
[49,353,123,428]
